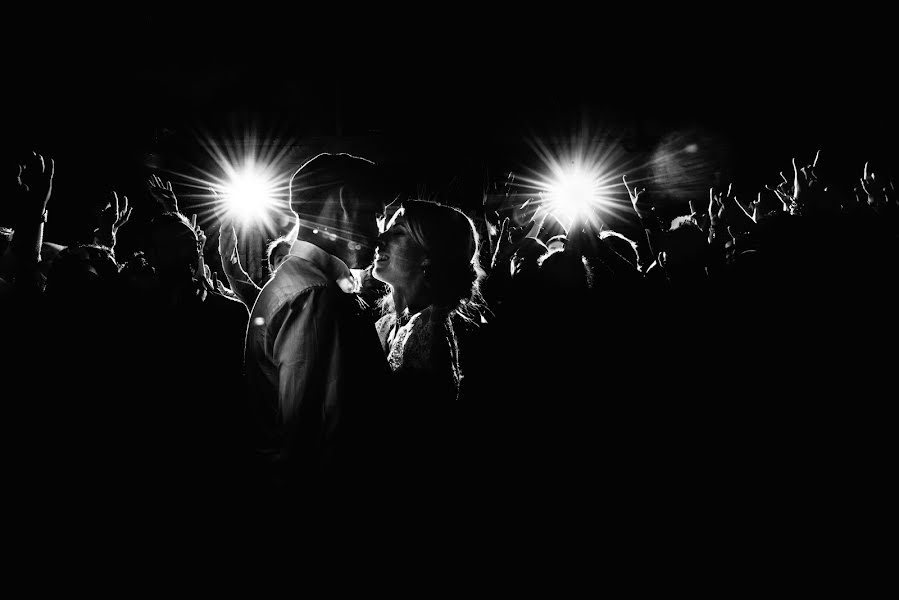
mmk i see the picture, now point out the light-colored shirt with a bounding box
[244,240,385,485]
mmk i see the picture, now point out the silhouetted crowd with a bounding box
[2,146,896,548]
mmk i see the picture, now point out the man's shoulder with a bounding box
[253,258,332,313]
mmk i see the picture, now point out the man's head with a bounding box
[545,234,567,253]
[658,216,708,282]
[266,236,292,273]
[147,212,198,280]
[599,230,639,270]
[288,153,392,269]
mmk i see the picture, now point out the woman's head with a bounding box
[373,200,483,316]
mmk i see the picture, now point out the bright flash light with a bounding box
[223,165,277,221]
[174,127,294,235]
[513,126,628,233]
[548,167,601,221]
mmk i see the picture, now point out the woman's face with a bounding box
[372,212,427,289]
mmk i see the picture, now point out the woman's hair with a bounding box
[387,199,485,322]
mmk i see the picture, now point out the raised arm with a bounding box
[3,152,54,289]
[147,174,180,216]
[214,192,261,308]
[622,174,662,272]
[93,191,133,253]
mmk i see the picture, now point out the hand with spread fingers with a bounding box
[750,189,787,223]
[622,174,653,221]
[148,174,179,214]
[709,183,755,236]
[860,162,896,217]
[94,191,133,249]
[766,151,829,215]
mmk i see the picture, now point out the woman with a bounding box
[372,200,484,404]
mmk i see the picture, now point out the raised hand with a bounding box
[489,204,540,270]
[6,152,55,274]
[765,171,794,212]
[16,151,55,225]
[709,183,754,231]
[213,271,233,297]
[792,150,820,206]
[766,151,824,215]
[216,197,239,263]
[688,198,710,232]
[148,174,179,213]
[859,162,895,215]
[750,189,786,222]
[192,214,207,253]
[622,174,652,220]
[95,191,133,248]
[490,216,514,270]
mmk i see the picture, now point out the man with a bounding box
[244,153,394,500]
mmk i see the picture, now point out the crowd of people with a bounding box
[1,142,895,542]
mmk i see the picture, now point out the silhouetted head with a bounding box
[539,249,593,292]
[659,217,708,282]
[288,153,393,269]
[44,244,119,305]
[147,212,198,281]
[599,230,639,271]
[546,234,567,253]
[374,200,484,317]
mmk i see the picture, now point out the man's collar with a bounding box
[287,239,358,293]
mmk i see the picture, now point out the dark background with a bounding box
[7,8,897,246]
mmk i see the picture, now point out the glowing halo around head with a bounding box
[221,164,277,222]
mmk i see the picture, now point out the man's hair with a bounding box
[288,153,386,218]
[266,236,292,272]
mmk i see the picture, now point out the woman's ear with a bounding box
[420,257,432,281]
[658,251,667,268]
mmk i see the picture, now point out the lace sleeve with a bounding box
[394,308,460,401]
[374,313,396,355]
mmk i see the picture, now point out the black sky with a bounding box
[7,8,897,241]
